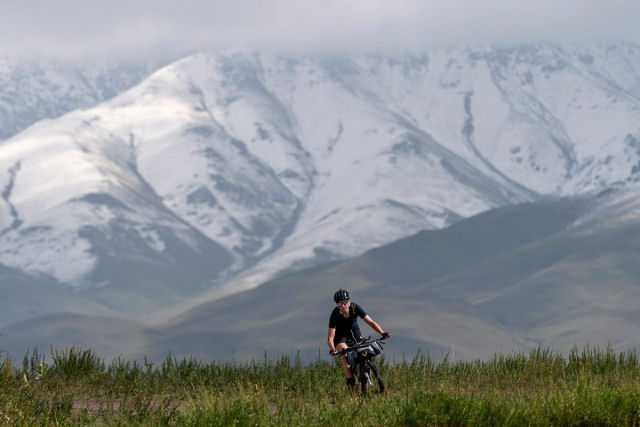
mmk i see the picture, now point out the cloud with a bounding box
[1,0,639,59]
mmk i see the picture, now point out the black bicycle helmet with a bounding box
[333,289,350,302]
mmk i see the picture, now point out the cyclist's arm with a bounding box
[327,328,336,353]
[363,315,385,335]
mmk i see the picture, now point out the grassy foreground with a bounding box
[2,346,640,425]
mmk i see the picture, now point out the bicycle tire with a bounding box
[358,363,369,395]
[357,361,384,395]
[369,361,385,394]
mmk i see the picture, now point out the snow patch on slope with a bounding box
[2,42,640,301]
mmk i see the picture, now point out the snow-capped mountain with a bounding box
[2,43,640,320]
[0,56,161,141]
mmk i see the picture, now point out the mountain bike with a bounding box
[334,336,387,395]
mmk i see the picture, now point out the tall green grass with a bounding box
[2,345,640,425]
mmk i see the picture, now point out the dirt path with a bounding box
[72,399,185,415]
[72,399,278,416]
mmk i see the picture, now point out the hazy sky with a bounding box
[1,0,640,59]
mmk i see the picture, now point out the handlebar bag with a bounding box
[356,343,381,362]
[370,340,383,355]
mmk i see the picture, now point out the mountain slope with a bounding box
[0,263,116,327]
[5,188,640,361]
[2,43,640,322]
[143,196,587,361]
[145,188,640,361]
[0,57,161,141]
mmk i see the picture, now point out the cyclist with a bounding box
[328,289,391,389]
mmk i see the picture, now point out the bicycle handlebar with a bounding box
[331,336,388,357]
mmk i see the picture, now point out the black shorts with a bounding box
[333,334,361,348]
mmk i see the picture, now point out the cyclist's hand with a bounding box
[382,331,391,339]
[329,349,336,356]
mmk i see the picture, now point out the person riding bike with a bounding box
[327,289,391,390]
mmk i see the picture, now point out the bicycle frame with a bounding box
[333,336,387,394]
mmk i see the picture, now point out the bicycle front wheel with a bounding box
[369,361,385,394]
[360,361,385,395]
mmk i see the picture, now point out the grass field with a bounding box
[2,345,640,425]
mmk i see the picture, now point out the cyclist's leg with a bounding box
[335,342,353,377]
[334,337,355,389]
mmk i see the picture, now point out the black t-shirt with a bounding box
[329,303,367,341]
